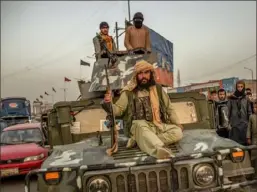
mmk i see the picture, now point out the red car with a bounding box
[0,123,48,178]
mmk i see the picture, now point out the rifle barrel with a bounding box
[104,64,115,147]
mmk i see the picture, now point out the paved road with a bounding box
[0,175,37,192]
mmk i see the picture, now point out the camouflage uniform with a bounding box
[93,35,117,60]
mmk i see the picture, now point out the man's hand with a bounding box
[247,138,251,145]
[104,90,112,103]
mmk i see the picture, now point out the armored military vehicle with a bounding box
[24,49,257,192]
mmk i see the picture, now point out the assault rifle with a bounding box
[96,33,117,68]
[104,64,119,156]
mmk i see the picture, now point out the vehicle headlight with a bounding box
[230,150,245,163]
[87,176,111,192]
[24,153,45,162]
[193,163,215,187]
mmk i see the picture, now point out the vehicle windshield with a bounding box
[0,99,30,117]
[0,128,43,145]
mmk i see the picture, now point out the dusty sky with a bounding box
[1,1,256,102]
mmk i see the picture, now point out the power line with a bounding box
[2,2,117,79]
[183,54,256,83]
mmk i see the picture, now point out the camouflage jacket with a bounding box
[93,35,117,60]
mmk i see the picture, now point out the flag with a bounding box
[64,77,71,82]
[45,91,49,96]
[52,87,56,92]
[40,95,43,99]
[80,60,90,66]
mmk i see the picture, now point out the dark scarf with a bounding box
[233,88,246,98]
[230,88,246,118]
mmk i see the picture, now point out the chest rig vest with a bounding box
[132,95,153,122]
[122,84,172,137]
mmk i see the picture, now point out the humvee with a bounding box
[25,51,257,192]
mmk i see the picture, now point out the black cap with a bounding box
[99,22,109,29]
[133,12,144,20]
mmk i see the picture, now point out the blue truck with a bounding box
[0,97,32,129]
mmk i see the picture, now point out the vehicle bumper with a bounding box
[210,179,257,191]
[0,158,46,178]
[24,168,257,192]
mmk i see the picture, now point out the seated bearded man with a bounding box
[103,60,183,159]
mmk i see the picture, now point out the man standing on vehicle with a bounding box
[103,60,183,159]
[93,22,117,60]
[124,12,151,53]
[228,80,252,145]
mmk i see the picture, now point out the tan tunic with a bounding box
[124,25,151,52]
[111,87,182,158]
[112,88,180,125]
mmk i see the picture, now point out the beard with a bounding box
[136,76,156,90]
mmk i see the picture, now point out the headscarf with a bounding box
[100,34,113,51]
[122,60,162,127]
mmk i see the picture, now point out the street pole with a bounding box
[51,94,54,104]
[244,67,254,92]
[128,0,131,21]
[115,22,119,50]
[60,88,67,101]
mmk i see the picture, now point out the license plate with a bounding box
[0,168,19,177]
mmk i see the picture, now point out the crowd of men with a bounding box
[209,81,256,147]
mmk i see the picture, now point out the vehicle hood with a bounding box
[41,129,244,169]
[0,143,46,160]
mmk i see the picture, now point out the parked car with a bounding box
[0,123,48,178]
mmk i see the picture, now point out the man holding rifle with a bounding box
[102,60,183,159]
[93,21,117,60]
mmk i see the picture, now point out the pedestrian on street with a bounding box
[227,80,252,145]
[246,92,254,113]
[215,88,229,138]
[246,100,257,178]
